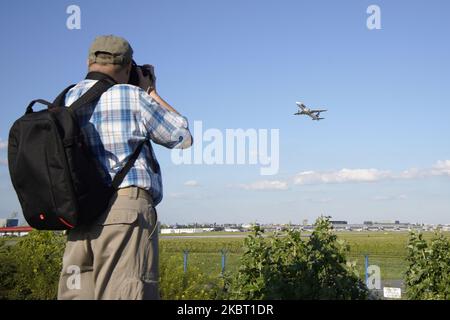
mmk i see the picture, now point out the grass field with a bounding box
[160,231,450,281]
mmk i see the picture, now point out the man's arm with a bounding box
[137,65,180,115]
[137,66,192,149]
[147,90,180,115]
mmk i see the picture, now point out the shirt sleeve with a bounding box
[138,89,193,149]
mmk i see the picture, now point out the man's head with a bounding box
[87,35,133,84]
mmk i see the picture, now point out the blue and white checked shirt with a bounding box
[65,80,192,206]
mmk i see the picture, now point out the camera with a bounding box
[128,60,155,87]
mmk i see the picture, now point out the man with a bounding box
[57,35,192,300]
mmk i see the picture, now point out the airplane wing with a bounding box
[311,110,327,113]
[296,102,306,110]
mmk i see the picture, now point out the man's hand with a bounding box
[137,64,156,93]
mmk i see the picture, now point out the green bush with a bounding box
[226,217,368,300]
[0,239,19,299]
[159,252,224,300]
[12,231,65,299]
[404,231,450,300]
[0,231,65,300]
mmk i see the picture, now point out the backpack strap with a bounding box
[85,71,118,84]
[25,99,54,114]
[68,78,116,113]
[25,81,112,114]
[110,138,161,190]
[52,72,118,108]
[111,139,148,190]
[146,139,161,174]
[53,85,76,107]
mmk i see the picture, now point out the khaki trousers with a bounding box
[58,187,159,300]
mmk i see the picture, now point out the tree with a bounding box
[226,217,368,299]
[404,231,450,300]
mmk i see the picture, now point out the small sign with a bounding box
[383,287,402,299]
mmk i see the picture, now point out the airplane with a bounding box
[294,102,327,121]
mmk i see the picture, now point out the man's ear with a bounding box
[126,62,132,75]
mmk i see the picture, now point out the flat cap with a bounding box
[88,35,133,65]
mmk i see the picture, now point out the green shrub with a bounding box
[159,252,224,300]
[405,231,450,300]
[226,217,368,300]
[12,231,65,300]
[0,239,19,299]
[0,231,65,300]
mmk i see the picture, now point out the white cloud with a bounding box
[0,159,7,166]
[241,160,450,190]
[431,160,450,176]
[184,180,200,187]
[294,168,391,185]
[238,180,289,191]
[397,168,428,179]
[293,160,450,186]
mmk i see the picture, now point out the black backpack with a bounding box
[8,73,150,230]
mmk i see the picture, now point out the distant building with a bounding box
[161,228,206,234]
[6,219,19,227]
[375,220,400,225]
[224,228,241,232]
[331,221,348,225]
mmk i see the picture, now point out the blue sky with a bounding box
[0,0,449,224]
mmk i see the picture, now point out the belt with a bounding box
[117,186,153,203]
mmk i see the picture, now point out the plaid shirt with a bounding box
[65,80,192,205]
